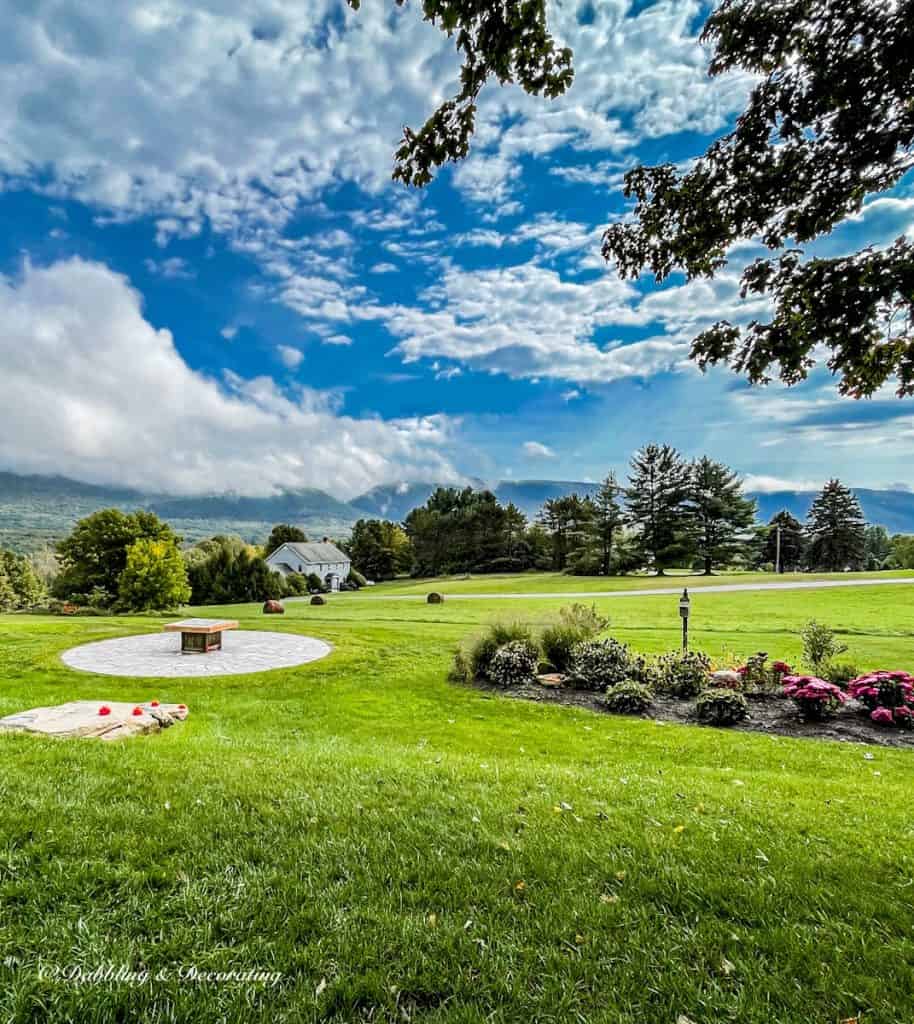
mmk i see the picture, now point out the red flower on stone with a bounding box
[131,707,143,717]
[98,705,111,717]
[178,704,187,710]
[150,700,160,707]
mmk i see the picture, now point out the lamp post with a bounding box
[679,588,691,651]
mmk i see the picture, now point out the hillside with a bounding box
[3,469,913,555]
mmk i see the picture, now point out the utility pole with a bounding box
[775,525,782,574]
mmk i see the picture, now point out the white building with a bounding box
[265,540,351,591]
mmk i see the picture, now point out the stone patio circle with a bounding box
[61,630,331,678]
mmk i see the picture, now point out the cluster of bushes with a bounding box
[450,604,752,727]
[452,611,914,734]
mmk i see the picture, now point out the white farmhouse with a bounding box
[265,540,351,591]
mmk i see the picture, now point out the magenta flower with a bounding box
[870,706,894,724]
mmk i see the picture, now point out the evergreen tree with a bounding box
[538,494,594,571]
[688,457,756,575]
[805,480,866,571]
[592,473,624,576]
[760,511,806,572]
[625,444,692,574]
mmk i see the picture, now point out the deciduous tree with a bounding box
[118,538,191,611]
[265,524,307,554]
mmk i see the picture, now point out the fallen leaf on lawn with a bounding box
[676,1015,697,1024]
[600,893,618,904]
[427,913,438,928]
[615,870,626,881]
[514,880,526,893]
[733,779,745,786]
[315,978,327,997]
[720,957,735,976]
[863,752,874,761]
[574,934,586,945]
[673,824,686,834]
[497,840,511,851]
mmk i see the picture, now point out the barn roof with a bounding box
[278,541,349,564]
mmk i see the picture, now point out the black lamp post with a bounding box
[679,588,691,651]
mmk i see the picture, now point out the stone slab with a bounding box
[60,630,332,678]
[0,701,188,741]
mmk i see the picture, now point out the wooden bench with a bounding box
[163,618,239,654]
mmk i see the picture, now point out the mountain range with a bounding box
[1,470,912,553]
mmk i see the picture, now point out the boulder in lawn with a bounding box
[263,599,285,614]
[0,701,189,741]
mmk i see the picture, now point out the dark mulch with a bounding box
[471,677,914,749]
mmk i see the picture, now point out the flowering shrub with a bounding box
[695,688,749,726]
[655,650,711,698]
[604,680,654,715]
[847,671,914,727]
[463,622,534,681]
[488,640,540,687]
[569,638,631,691]
[782,675,848,720]
[736,652,792,693]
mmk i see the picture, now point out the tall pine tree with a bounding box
[760,511,806,572]
[805,480,866,571]
[626,444,692,574]
[688,457,757,575]
[592,472,624,576]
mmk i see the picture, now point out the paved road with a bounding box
[352,577,914,601]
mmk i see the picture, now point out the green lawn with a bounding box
[1,583,914,1023]
[363,567,914,596]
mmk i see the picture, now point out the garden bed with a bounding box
[471,676,914,749]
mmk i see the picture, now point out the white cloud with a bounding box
[276,344,304,369]
[369,262,398,274]
[562,389,581,402]
[743,475,824,494]
[0,258,460,497]
[523,441,555,459]
[220,324,239,340]
[380,261,697,383]
[144,256,195,280]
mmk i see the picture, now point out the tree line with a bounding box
[351,446,899,579]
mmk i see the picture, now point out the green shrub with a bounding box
[306,572,324,593]
[467,622,534,681]
[541,603,608,671]
[656,650,711,697]
[801,619,848,673]
[604,680,654,715]
[348,569,368,588]
[489,640,540,687]
[310,594,326,606]
[696,688,749,726]
[822,660,860,686]
[448,647,472,684]
[569,638,631,691]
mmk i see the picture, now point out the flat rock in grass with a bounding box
[537,673,565,688]
[0,701,188,741]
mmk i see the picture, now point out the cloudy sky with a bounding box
[1,0,912,499]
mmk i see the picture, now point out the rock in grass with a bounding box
[0,701,189,741]
[262,599,285,614]
[310,594,326,606]
[427,592,444,604]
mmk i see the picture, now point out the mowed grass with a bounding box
[0,582,913,1023]
[364,567,914,596]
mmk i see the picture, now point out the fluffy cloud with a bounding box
[522,441,555,459]
[276,344,304,368]
[0,258,459,496]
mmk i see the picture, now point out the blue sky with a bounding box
[0,0,912,498]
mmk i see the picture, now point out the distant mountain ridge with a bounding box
[1,469,913,554]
